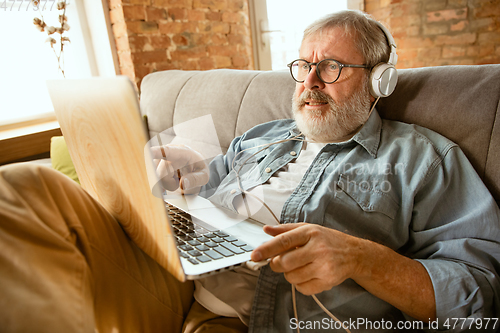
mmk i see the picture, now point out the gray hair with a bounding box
[302,10,390,69]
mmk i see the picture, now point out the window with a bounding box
[0,0,117,126]
[250,0,364,70]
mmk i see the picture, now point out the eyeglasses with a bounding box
[287,59,369,84]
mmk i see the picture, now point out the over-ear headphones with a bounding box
[369,22,398,98]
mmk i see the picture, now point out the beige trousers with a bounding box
[0,164,247,333]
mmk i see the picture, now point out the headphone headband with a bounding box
[375,21,398,66]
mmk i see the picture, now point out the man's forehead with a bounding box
[299,27,361,62]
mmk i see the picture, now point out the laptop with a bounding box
[47,76,272,282]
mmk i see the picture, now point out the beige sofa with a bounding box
[140,65,500,207]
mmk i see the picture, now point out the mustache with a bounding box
[296,90,334,108]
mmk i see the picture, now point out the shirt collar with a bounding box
[351,108,382,158]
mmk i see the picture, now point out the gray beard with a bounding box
[292,86,372,142]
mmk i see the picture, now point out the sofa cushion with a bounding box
[140,69,295,154]
[50,136,80,184]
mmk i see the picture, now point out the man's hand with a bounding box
[251,223,437,322]
[150,144,209,194]
[251,223,363,295]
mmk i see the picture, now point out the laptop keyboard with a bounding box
[166,203,254,266]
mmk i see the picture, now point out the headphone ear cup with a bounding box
[369,63,398,98]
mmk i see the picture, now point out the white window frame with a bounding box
[77,0,119,78]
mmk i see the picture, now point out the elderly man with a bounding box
[155,9,500,332]
[1,10,499,333]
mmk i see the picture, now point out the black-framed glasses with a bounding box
[287,59,369,84]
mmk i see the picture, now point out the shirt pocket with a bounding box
[337,173,399,219]
[323,173,400,244]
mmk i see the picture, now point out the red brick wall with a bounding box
[108,0,254,88]
[365,0,500,69]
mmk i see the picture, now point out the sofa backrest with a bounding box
[140,65,500,206]
[140,69,295,154]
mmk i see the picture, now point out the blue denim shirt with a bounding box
[201,110,500,332]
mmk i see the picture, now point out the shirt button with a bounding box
[290,151,297,156]
[230,189,237,194]
[265,167,272,173]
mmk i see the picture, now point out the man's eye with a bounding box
[328,63,338,71]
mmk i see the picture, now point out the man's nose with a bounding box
[303,66,325,90]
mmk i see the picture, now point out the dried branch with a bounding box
[32,1,70,78]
